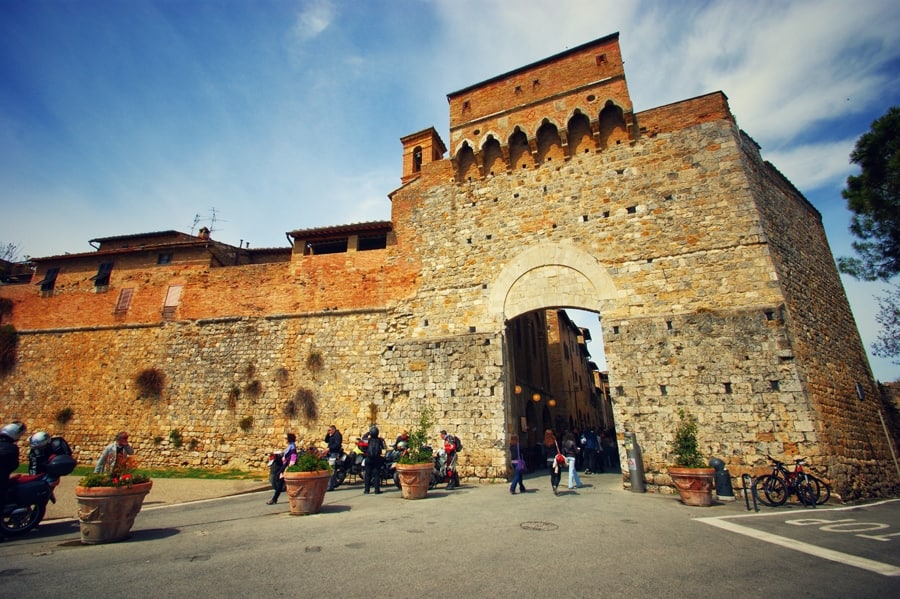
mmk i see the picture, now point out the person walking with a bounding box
[581,427,601,474]
[562,431,583,489]
[509,434,527,494]
[94,431,134,474]
[363,426,385,494]
[543,429,563,496]
[440,430,461,489]
[267,433,297,505]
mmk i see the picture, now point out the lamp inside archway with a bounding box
[548,398,557,407]
[531,393,541,402]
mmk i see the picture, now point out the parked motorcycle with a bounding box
[330,438,368,488]
[1,453,76,536]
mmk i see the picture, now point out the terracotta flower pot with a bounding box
[395,462,433,499]
[74,481,153,544]
[668,467,716,506]
[283,470,331,515]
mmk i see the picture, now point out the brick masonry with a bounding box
[1,34,897,499]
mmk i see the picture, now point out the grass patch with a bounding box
[15,464,260,479]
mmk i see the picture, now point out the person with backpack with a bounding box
[1,421,26,505]
[363,426,385,494]
[266,433,297,505]
[440,429,461,490]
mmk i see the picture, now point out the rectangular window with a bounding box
[91,262,114,288]
[162,285,182,319]
[35,267,59,296]
[157,253,172,265]
[115,288,134,314]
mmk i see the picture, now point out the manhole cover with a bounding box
[520,521,558,531]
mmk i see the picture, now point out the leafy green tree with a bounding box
[837,106,900,281]
[872,285,900,365]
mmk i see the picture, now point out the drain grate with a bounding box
[520,521,559,531]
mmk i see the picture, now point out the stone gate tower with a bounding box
[2,32,896,500]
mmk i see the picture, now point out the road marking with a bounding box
[698,501,900,577]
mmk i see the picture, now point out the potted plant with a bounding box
[667,409,716,506]
[283,450,331,515]
[74,456,153,544]
[395,408,436,499]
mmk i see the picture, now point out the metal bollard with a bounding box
[709,457,735,501]
[623,432,646,493]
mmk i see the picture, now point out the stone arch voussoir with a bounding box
[489,243,618,321]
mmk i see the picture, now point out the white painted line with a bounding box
[698,516,900,577]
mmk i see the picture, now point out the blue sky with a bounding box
[1,0,898,381]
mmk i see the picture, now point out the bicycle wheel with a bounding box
[753,475,787,507]
[807,474,831,505]
[796,477,817,506]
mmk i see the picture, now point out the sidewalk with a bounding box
[44,474,271,521]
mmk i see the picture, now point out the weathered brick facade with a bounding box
[1,33,897,499]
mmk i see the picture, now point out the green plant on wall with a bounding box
[188,438,199,451]
[169,428,183,448]
[135,367,166,397]
[239,416,253,432]
[153,436,163,446]
[275,367,289,386]
[368,402,378,424]
[55,407,75,425]
[0,324,19,375]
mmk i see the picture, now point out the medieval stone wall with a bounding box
[2,36,894,498]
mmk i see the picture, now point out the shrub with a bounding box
[672,409,705,468]
[55,407,75,425]
[244,379,262,399]
[135,367,166,396]
[0,324,18,375]
[169,429,183,448]
[286,451,330,472]
[306,350,323,373]
[294,387,317,421]
[239,416,253,432]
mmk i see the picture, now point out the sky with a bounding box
[1,0,899,381]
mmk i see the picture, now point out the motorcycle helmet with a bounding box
[369,425,379,438]
[1,420,26,441]
[30,431,51,448]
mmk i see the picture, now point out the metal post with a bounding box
[623,432,646,493]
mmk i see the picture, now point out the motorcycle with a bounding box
[431,447,459,489]
[330,438,368,488]
[2,453,76,536]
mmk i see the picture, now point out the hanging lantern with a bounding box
[548,398,557,407]
[514,385,523,394]
[531,393,541,402]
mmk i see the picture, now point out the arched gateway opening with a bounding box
[489,243,622,478]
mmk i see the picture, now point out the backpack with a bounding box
[49,436,73,457]
[367,437,381,458]
[452,435,462,452]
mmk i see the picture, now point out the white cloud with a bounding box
[764,138,856,191]
[293,0,334,41]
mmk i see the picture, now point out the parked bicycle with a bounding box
[752,455,831,507]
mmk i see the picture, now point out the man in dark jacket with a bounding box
[1,421,26,504]
[363,426,385,495]
[325,425,343,491]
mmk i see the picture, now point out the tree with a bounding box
[872,285,900,365]
[838,107,900,365]
[837,106,900,282]
[0,242,19,263]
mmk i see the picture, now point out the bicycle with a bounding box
[752,455,831,507]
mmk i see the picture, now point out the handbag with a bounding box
[515,445,527,472]
[554,441,566,466]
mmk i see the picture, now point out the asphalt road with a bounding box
[1,472,897,598]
